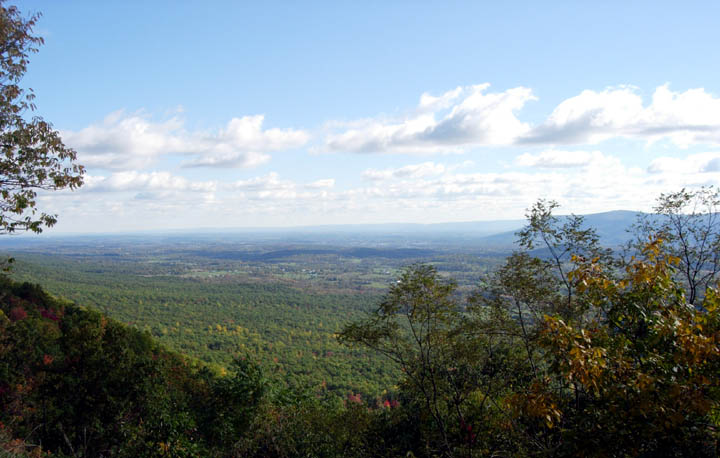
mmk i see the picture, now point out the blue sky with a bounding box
[13,1,720,232]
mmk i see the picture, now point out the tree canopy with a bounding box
[341,198,720,457]
[632,186,720,304]
[0,2,84,235]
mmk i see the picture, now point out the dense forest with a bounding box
[8,253,398,398]
[3,189,720,457]
[4,228,511,400]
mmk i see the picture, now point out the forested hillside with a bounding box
[8,253,398,398]
[0,276,266,456]
[3,190,720,457]
[3,232,512,399]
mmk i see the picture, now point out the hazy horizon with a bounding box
[0,209,645,238]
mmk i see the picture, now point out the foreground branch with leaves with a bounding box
[0,2,84,235]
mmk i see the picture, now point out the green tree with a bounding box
[464,202,615,455]
[632,186,720,304]
[340,265,519,458]
[340,265,462,456]
[516,199,613,316]
[0,2,84,235]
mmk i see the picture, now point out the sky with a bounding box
[12,0,720,233]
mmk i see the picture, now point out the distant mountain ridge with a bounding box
[0,210,645,248]
[477,210,642,248]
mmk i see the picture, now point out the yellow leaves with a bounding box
[622,240,680,294]
[704,286,720,313]
[635,372,655,391]
[512,380,562,429]
[157,442,169,454]
[641,236,665,261]
[506,236,720,448]
[566,341,607,393]
[676,325,717,366]
[568,255,608,294]
[542,315,609,394]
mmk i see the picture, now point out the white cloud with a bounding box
[647,152,720,174]
[63,111,310,170]
[227,173,338,202]
[363,161,447,180]
[42,150,720,232]
[214,115,310,152]
[181,151,271,168]
[40,83,720,232]
[63,111,186,170]
[305,178,335,189]
[326,149,718,221]
[522,85,720,147]
[418,86,464,112]
[324,84,536,154]
[85,171,217,193]
[230,172,294,191]
[515,150,605,168]
[323,84,720,154]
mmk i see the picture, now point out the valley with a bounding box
[1,230,511,399]
[0,212,638,399]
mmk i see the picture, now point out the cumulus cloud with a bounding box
[326,148,720,221]
[647,152,720,175]
[45,149,720,232]
[323,84,720,154]
[305,178,335,189]
[338,152,685,219]
[43,83,720,232]
[515,150,605,168]
[63,112,186,170]
[85,171,216,193]
[230,172,294,191]
[63,111,310,170]
[226,173,338,202]
[181,151,270,168]
[219,153,716,213]
[324,84,536,154]
[521,85,720,147]
[363,162,447,181]
[78,171,218,206]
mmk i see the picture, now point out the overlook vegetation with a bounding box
[2,189,720,457]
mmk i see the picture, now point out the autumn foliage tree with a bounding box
[343,196,720,457]
[0,2,84,235]
[507,239,720,456]
[474,202,720,456]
